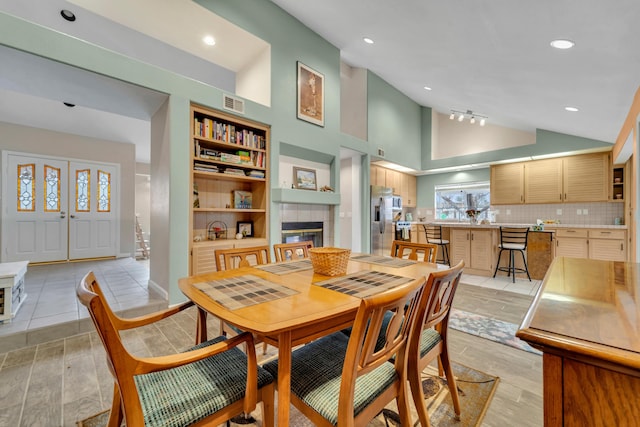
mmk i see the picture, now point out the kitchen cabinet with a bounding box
[491,152,610,205]
[563,153,609,202]
[554,228,626,262]
[370,164,386,188]
[524,159,563,204]
[189,104,270,275]
[612,165,624,201]
[400,173,417,207]
[450,228,495,275]
[490,163,524,204]
[555,228,588,258]
[588,229,626,261]
[371,164,417,207]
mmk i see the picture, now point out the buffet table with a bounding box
[517,257,640,426]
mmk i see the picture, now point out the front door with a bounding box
[2,152,119,263]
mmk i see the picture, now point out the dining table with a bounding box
[178,252,444,426]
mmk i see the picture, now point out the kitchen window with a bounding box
[435,181,490,221]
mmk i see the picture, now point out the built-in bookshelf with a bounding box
[190,104,270,274]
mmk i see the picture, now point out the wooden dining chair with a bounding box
[263,275,427,427]
[76,271,275,427]
[407,260,465,426]
[214,245,271,354]
[423,224,450,265]
[214,245,271,270]
[273,240,314,262]
[390,240,438,263]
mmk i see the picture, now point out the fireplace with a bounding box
[281,221,323,247]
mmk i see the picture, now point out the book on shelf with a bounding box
[224,168,246,176]
[233,190,252,209]
[246,170,265,178]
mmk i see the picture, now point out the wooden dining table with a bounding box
[178,253,443,426]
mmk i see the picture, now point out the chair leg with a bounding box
[510,250,515,283]
[408,366,431,427]
[520,250,532,281]
[262,342,268,355]
[440,347,461,419]
[395,381,414,427]
[443,244,450,266]
[108,384,124,427]
[493,250,503,278]
[260,383,276,427]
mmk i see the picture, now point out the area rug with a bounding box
[77,362,498,427]
[449,308,542,355]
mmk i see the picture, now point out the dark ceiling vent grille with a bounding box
[223,94,245,114]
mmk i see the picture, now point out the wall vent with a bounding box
[377,147,385,157]
[223,94,245,114]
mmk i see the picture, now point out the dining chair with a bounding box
[407,260,465,427]
[492,227,532,283]
[76,271,275,427]
[390,240,438,263]
[214,245,272,354]
[214,245,271,270]
[423,224,450,265]
[273,240,314,262]
[263,275,427,427]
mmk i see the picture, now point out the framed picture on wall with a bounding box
[297,62,324,127]
[293,167,317,191]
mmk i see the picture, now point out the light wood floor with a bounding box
[0,281,542,426]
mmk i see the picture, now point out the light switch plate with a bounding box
[583,209,588,215]
[556,209,563,215]
[577,209,582,215]
[506,209,511,215]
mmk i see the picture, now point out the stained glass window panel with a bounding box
[76,169,90,212]
[17,163,35,212]
[97,170,111,212]
[44,165,61,212]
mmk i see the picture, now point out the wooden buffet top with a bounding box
[518,256,640,369]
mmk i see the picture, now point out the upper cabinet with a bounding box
[491,152,610,205]
[490,163,524,204]
[370,165,416,207]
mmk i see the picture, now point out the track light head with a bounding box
[449,109,487,126]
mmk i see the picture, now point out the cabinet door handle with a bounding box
[471,233,474,240]
[621,243,624,251]
[560,193,562,200]
[600,231,611,234]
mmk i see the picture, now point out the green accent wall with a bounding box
[417,169,490,208]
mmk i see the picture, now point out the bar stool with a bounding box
[423,224,450,265]
[493,227,532,283]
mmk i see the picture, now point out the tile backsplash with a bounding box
[409,202,624,226]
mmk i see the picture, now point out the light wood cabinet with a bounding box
[189,104,270,275]
[371,165,417,207]
[450,228,494,275]
[371,164,386,187]
[399,173,417,207]
[588,229,626,261]
[491,152,610,205]
[554,228,626,262]
[524,158,563,204]
[490,163,524,204]
[563,153,609,202]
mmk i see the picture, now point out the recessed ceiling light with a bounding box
[203,36,216,46]
[550,39,575,49]
[565,106,579,112]
[363,37,374,44]
[60,9,76,22]
[423,86,432,91]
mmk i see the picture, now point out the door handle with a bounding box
[60,211,66,219]
[70,214,76,219]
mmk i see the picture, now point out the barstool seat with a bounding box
[493,227,531,283]
[423,224,450,265]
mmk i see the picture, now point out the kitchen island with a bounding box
[517,257,640,426]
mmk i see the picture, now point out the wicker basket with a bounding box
[309,247,351,276]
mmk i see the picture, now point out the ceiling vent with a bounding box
[377,147,385,157]
[223,94,245,114]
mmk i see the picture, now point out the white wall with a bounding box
[340,153,363,252]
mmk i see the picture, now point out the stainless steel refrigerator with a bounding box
[371,185,395,256]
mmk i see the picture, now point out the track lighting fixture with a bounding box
[449,109,487,126]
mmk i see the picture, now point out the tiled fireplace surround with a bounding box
[279,204,335,247]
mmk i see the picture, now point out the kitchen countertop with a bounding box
[410,221,627,230]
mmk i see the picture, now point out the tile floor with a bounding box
[0,260,544,426]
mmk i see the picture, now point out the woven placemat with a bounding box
[194,275,298,310]
[254,259,313,275]
[350,254,416,268]
[315,270,414,298]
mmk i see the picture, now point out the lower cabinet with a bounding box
[555,228,626,262]
[450,228,495,275]
[192,238,269,274]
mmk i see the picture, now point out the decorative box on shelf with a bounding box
[0,261,28,323]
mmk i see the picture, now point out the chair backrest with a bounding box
[390,240,438,263]
[338,275,426,421]
[499,227,529,249]
[423,224,443,242]
[409,260,464,353]
[76,272,147,420]
[215,245,272,270]
[273,241,314,262]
